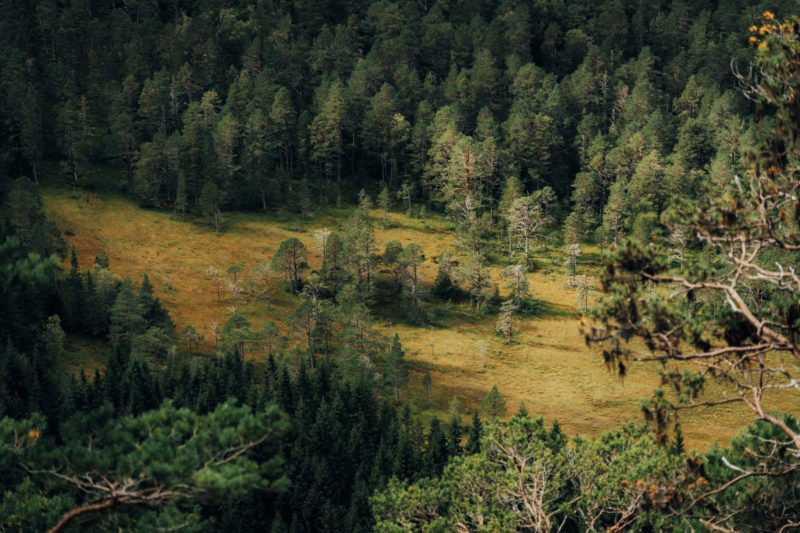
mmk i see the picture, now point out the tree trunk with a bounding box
[233,273,239,312]
[291,254,299,293]
[411,263,420,308]
[524,232,530,269]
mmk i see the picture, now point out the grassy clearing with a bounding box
[42,185,794,451]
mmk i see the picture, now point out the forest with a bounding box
[2,0,800,531]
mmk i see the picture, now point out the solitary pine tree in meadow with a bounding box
[272,238,307,294]
[400,243,425,310]
[383,240,404,291]
[227,264,244,312]
[496,299,517,343]
[386,334,408,401]
[253,262,275,310]
[422,372,432,403]
[481,384,506,420]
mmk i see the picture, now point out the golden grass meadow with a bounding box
[42,185,792,450]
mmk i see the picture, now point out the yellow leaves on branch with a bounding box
[748,11,792,48]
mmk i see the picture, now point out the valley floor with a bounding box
[43,185,794,450]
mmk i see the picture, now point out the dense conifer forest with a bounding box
[2,0,800,531]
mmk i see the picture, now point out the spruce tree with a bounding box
[465,411,482,454]
[423,417,448,477]
[386,334,407,401]
[421,372,432,404]
[61,248,84,331]
[481,384,506,420]
[109,281,146,351]
[93,247,109,269]
[446,411,463,456]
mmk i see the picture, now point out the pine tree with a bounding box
[109,281,146,350]
[399,243,424,310]
[3,402,288,532]
[175,171,187,217]
[421,372,432,404]
[481,384,506,419]
[383,240,404,291]
[93,247,109,269]
[446,397,463,456]
[41,315,65,361]
[83,270,106,335]
[423,417,448,477]
[465,411,482,454]
[309,80,344,201]
[496,299,517,342]
[386,334,407,401]
[227,264,244,312]
[548,420,566,453]
[377,186,391,228]
[221,312,251,356]
[272,238,308,294]
[199,181,223,232]
[671,424,685,455]
[61,248,84,331]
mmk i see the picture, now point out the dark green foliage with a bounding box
[2,4,799,531]
[465,411,483,455]
[421,371,432,403]
[385,334,407,401]
[139,274,174,334]
[199,181,223,232]
[481,384,506,419]
[446,412,463,456]
[0,235,60,350]
[1,402,289,531]
[702,416,800,531]
[0,0,765,240]
[431,267,467,302]
[60,248,84,331]
[4,178,65,256]
[272,237,308,294]
[373,418,701,531]
[1,304,445,533]
[0,341,40,420]
[423,417,449,477]
[671,424,685,456]
[109,280,146,350]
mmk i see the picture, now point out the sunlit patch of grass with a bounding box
[42,186,795,451]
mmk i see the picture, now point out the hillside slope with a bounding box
[43,186,780,449]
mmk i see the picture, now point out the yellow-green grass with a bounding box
[42,186,796,451]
